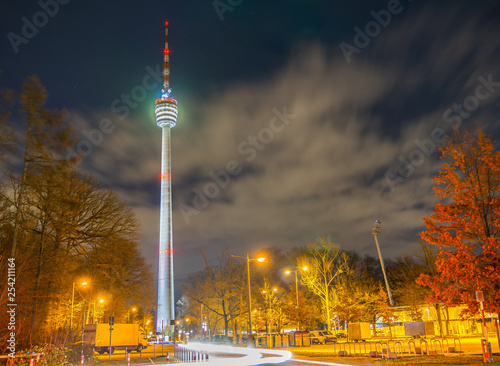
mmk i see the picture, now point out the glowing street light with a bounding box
[93,298,105,324]
[262,287,280,334]
[128,307,137,323]
[231,252,266,342]
[284,266,308,330]
[70,281,88,329]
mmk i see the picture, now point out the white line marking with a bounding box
[291,358,360,366]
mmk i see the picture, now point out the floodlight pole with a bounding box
[246,252,252,337]
[372,220,394,306]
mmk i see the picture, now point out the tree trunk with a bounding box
[435,304,443,337]
[232,319,236,345]
[238,318,243,344]
[11,119,32,258]
[444,305,450,336]
[30,219,46,338]
[496,312,500,353]
[223,314,229,342]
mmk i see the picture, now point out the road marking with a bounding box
[154,343,291,365]
[292,359,359,366]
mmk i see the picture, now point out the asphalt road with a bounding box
[94,348,365,366]
[94,336,499,366]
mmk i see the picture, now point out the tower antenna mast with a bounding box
[163,21,170,93]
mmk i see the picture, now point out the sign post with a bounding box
[108,316,114,361]
[476,291,493,364]
[81,314,85,366]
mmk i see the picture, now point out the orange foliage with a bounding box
[417,130,500,316]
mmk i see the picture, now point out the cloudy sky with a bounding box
[2,1,500,281]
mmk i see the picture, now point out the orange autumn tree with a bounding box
[417,130,500,318]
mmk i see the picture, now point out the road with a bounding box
[96,346,377,366]
[94,336,499,366]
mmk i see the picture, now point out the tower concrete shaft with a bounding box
[155,20,178,334]
[156,125,175,333]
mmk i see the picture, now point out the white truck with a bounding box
[83,324,147,354]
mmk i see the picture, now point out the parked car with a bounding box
[310,330,336,344]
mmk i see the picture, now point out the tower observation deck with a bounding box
[155,21,177,335]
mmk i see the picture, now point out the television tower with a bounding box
[155,21,178,334]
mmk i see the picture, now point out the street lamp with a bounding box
[93,299,105,324]
[231,252,265,340]
[128,307,137,323]
[70,281,88,329]
[372,220,394,306]
[284,266,308,330]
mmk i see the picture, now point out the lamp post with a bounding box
[70,281,88,329]
[285,266,308,331]
[263,288,277,335]
[231,252,265,340]
[371,220,394,306]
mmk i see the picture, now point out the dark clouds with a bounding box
[2,1,500,278]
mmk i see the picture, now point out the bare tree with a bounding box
[298,236,350,330]
[180,249,245,339]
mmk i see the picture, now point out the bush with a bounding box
[8,344,97,366]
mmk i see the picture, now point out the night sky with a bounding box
[2,1,500,281]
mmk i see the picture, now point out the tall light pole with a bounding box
[70,281,88,329]
[285,266,308,330]
[372,220,394,306]
[231,252,265,340]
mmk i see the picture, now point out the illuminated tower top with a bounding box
[155,21,178,128]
